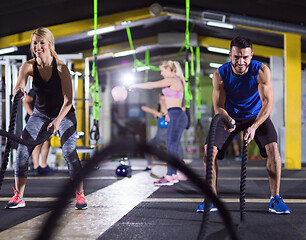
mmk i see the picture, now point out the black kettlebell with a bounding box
[115,157,132,177]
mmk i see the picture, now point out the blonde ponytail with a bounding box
[172,61,185,85]
[160,60,185,86]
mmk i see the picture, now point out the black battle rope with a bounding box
[0,127,53,146]
[0,91,23,190]
[199,114,233,240]
[0,91,54,190]
[240,139,248,222]
[35,141,238,240]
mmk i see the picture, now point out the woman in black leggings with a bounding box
[5,27,87,210]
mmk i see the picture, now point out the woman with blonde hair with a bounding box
[5,27,87,210]
[131,60,188,185]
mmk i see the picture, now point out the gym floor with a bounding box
[0,157,306,240]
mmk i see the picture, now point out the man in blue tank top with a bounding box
[197,36,290,214]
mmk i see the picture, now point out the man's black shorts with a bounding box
[205,116,278,159]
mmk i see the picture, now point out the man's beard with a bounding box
[232,62,250,75]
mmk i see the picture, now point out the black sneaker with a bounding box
[33,166,42,175]
[144,166,152,171]
[38,165,55,175]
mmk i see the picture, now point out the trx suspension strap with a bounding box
[125,24,160,73]
[195,46,202,128]
[144,50,150,82]
[89,0,102,142]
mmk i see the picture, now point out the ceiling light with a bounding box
[113,50,136,57]
[0,46,18,55]
[122,74,135,86]
[206,21,234,29]
[87,26,115,36]
[207,46,229,55]
[132,66,150,72]
[121,21,132,25]
[209,63,223,68]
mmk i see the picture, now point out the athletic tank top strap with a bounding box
[162,75,184,99]
[174,75,184,92]
[218,60,262,119]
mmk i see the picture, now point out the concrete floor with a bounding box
[0,157,306,240]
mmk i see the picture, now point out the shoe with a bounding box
[154,176,173,186]
[171,174,179,183]
[269,195,290,214]
[196,201,218,213]
[5,188,26,209]
[144,166,152,171]
[235,155,242,161]
[177,170,188,181]
[38,165,55,175]
[75,191,88,210]
[32,166,42,175]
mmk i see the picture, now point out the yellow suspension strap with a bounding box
[89,0,102,142]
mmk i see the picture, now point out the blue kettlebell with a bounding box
[158,117,169,128]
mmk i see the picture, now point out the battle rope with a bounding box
[199,114,233,240]
[0,128,53,146]
[35,141,238,240]
[0,91,23,190]
[0,91,54,190]
[89,0,102,142]
[240,139,248,222]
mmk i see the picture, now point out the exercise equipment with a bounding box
[50,135,61,148]
[35,141,238,240]
[0,91,53,190]
[200,114,249,239]
[195,46,202,126]
[115,157,132,177]
[111,86,128,102]
[158,117,169,128]
[240,139,248,222]
[198,114,233,239]
[89,0,102,142]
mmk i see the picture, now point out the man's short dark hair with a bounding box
[230,36,253,50]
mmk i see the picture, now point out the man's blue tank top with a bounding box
[218,59,262,119]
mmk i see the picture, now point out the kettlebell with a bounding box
[115,157,132,177]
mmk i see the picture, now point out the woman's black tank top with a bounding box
[32,56,74,118]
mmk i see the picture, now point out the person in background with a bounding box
[232,134,242,161]
[141,93,168,171]
[142,93,184,171]
[23,88,54,175]
[131,60,188,185]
